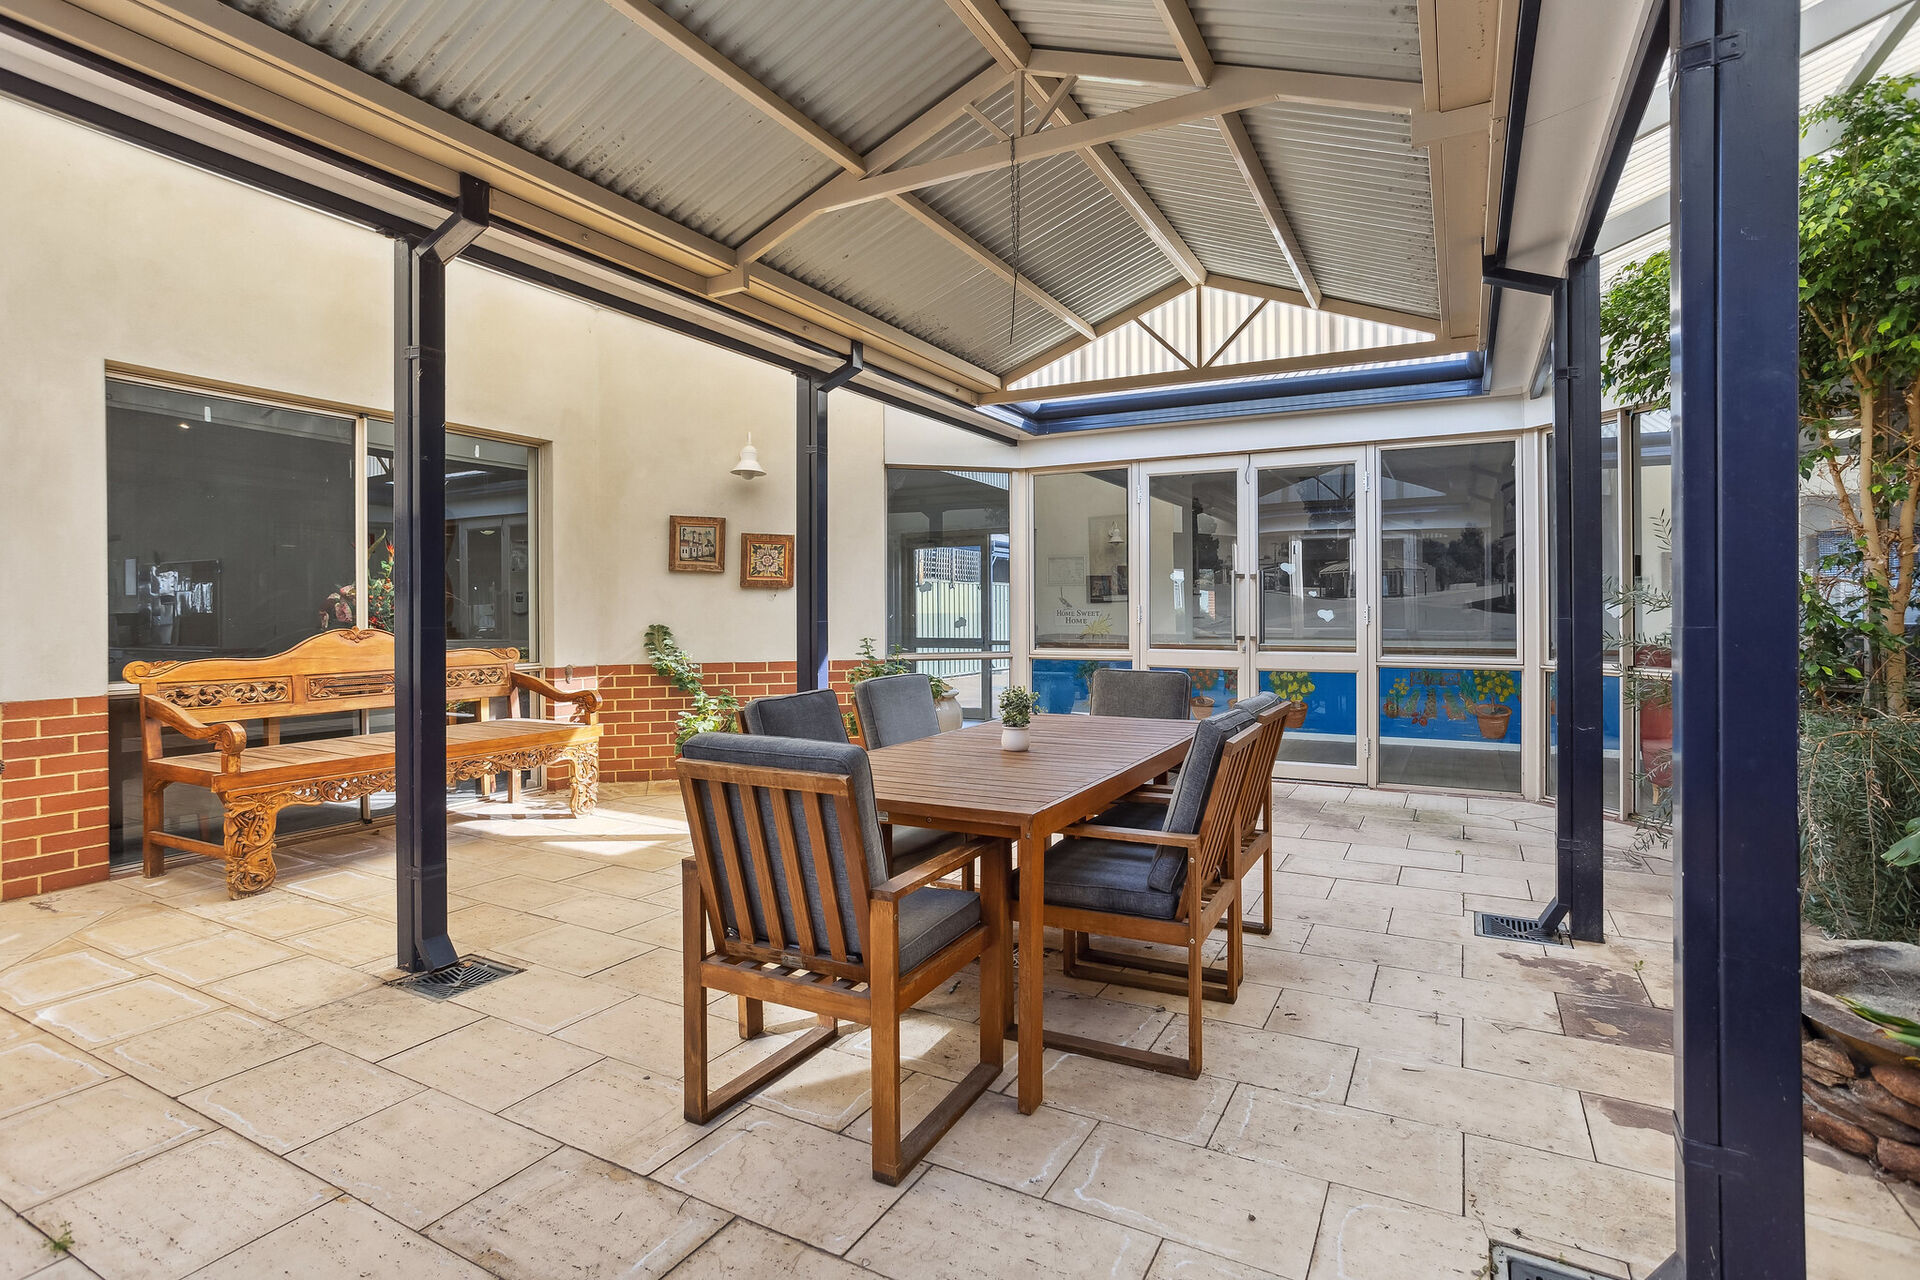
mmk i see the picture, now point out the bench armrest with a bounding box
[1057,822,1196,848]
[141,696,247,773]
[511,671,601,724]
[872,836,1002,903]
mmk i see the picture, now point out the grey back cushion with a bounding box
[1235,691,1280,717]
[680,732,887,957]
[1089,668,1192,720]
[1147,707,1254,892]
[855,673,941,749]
[741,688,848,743]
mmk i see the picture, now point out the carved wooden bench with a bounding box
[124,629,600,897]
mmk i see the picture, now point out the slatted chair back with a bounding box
[676,734,890,983]
[1184,722,1265,904]
[1241,703,1291,832]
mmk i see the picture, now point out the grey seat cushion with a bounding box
[1235,691,1280,716]
[855,673,941,749]
[1088,668,1192,720]
[887,824,964,874]
[741,689,848,743]
[1147,707,1254,892]
[1039,837,1182,920]
[896,886,982,972]
[1089,800,1166,831]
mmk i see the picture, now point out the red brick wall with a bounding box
[2,697,112,900]
[548,659,858,782]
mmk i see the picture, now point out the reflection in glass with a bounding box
[885,469,1011,655]
[1257,462,1357,651]
[1379,442,1518,656]
[106,380,355,683]
[1034,470,1131,648]
[1151,665,1239,719]
[908,656,1010,723]
[367,423,535,658]
[1544,670,1623,814]
[1031,658,1130,714]
[1147,472,1237,648]
[1633,410,1674,653]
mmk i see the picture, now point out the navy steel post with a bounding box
[794,374,830,692]
[394,176,489,973]
[1555,255,1606,943]
[1663,0,1804,1273]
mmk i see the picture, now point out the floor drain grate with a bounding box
[1474,911,1573,948]
[393,956,522,1000]
[1493,1244,1620,1280]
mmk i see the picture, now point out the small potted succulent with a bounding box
[998,685,1038,752]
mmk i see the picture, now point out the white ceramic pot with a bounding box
[935,694,964,733]
[1001,724,1030,752]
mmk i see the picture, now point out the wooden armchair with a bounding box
[1039,715,1267,1077]
[676,732,1008,1184]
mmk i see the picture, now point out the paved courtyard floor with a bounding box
[0,780,1914,1279]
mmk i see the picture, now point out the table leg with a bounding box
[1017,830,1045,1114]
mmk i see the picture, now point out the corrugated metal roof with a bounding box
[1186,0,1423,80]
[765,200,1074,372]
[228,0,839,246]
[1001,0,1178,59]
[659,0,994,154]
[1238,101,1437,318]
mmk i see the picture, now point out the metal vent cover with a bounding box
[1493,1244,1621,1280]
[393,956,522,1000]
[1474,912,1573,948]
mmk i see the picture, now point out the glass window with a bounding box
[908,656,1009,724]
[1151,665,1240,718]
[1257,461,1358,651]
[885,469,1010,655]
[1632,409,1674,658]
[1033,469,1132,649]
[366,423,536,658]
[106,380,356,683]
[1147,472,1238,648]
[1544,670,1623,815]
[1379,441,1519,657]
[1260,670,1358,767]
[1031,658,1130,714]
[1377,666,1523,793]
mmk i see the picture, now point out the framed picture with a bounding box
[1086,574,1114,603]
[740,533,795,589]
[669,515,726,573]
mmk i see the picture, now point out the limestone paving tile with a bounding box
[24,1132,330,1280]
[186,1195,491,1279]
[138,933,297,987]
[1149,1017,1355,1099]
[665,1219,871,1280]
[97,1009,312,1096]
[1049,1123,1326,1275]
[29,978,221,1048]
[501,1058,717,1175]
[71,906,225,959]
[1345,1051,1594,1158]
[1304,1183,1491,1280]
[425,1147,725,1280]
[846,1086,1096,1196]
[848,1165,1158,1280]
[1265,990,1463,1066]
[202,956,379,1020]
[443,966,627,1034]
[0,953,142,1014]
[281,985,481,1061]
[1581,1095,1675,1179]
[0,1037,116,1120]
[1213,1083,1464,1213]
[1145,1241,1288,1280]
[1465,1134,1673,1273]
[1464,1021,1673,1110]
[0,1078,210,1208]
[1026,1051,1238,1144]
[1369,968,1563,1033]
[181,1044,422,1153]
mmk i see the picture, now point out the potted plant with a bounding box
[1266,671,1315,728]
[998,685,1038,752]
[1462,669,1516,741]
[1188,668,1223,719]
[928,672,962,733]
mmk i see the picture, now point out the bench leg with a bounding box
[142,782,167,878]
[565,744,599,816]
[222,795,287,897]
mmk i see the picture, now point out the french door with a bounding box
[1135,451,1372,783]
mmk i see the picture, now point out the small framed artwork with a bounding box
[669,515,726,573]
[740,533,795,589]
[1086,574,1115,603]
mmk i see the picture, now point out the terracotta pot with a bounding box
[1190,695,1215,720]
[1283,702,1308,730]
[934,694,963,733]
[1001,724,1030,752]
[1472,703,1513,741]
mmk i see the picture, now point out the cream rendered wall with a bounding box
[0,96,883,702]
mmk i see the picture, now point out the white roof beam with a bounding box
[942,0,1031,71]
[890,194,1095,337]
[1215,111,1321,307]
[1206,274,1440,333]
[1149,0,1215,86]
[600,0,864,172]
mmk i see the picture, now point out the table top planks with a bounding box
[867,714,1196,836]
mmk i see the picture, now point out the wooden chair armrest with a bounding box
[1058,823,1196,848]
[1119,785,1175,803]
[872,836,1001,902]
[511,671,601,722]
[141,696,247,772]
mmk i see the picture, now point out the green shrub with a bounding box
[1801,710,1920,943]
[643,624,739,749]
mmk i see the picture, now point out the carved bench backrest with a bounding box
[124,629,521,729]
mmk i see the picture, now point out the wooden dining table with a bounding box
[866,713,1197,1112]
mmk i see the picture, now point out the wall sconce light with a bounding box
[731,434,766,480]
[1106,523,1124,545]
